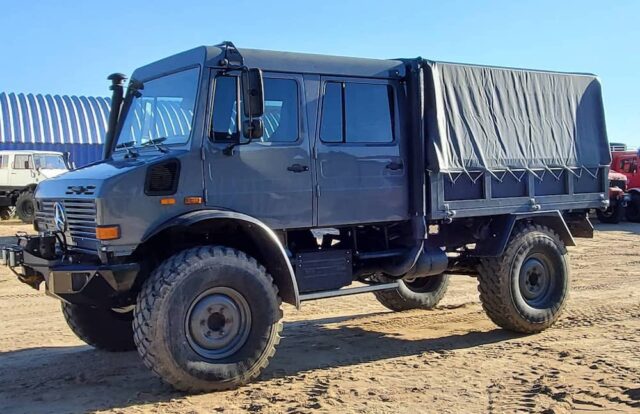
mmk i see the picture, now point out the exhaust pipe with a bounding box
[103,73,127,159]
[381,217,448,279]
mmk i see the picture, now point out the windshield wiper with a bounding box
[115,141,139,157]
[141,137,169,153]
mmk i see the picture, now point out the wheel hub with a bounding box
[186,287,251,359]
[519,257,551,305]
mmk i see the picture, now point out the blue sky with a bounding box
[0,0,638,148]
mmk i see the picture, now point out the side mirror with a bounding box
[241,68,264,118]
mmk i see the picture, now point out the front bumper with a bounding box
[1,234,139,307]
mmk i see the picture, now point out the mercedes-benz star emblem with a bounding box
[53,202,67,232]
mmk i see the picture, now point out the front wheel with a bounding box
[372,273,449,311]
[0,206,11,220]
[62,303,136,351]
[15,191,35,223]
[597,202,623,224]
[477,224,570,333]
[133,246,283,392]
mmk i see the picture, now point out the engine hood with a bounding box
[35,153,167,199]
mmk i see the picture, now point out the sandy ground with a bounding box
[0,220,638,414]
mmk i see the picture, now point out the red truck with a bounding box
[601,149,640,223]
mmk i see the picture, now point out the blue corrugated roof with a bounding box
[0,92,111,145]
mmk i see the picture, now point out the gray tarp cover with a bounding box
[424,61,610,173]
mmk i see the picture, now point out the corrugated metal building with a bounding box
[0,92,109,166]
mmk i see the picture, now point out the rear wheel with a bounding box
[134,246,283,392]
[372,273,449,311]
[15,191,35,223]
[61,303,135,351]
[625,193,640,223]
[477,224,569,333]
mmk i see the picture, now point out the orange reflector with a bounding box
[96,225,121,240]
[184,196,203,205]
[160,197,176,205]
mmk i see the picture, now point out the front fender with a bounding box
[142,209,300,308]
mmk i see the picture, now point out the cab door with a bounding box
[314,77,409,226]
[204,71,313,229]
[10,154,34,187]
[0,155,9,186]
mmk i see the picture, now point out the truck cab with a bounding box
[610,149,640,222]
[0,150,70,222]
[1,42,609,392]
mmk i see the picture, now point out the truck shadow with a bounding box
[0,235,17,245]
[0,313,518,414]
[593,221,640,235]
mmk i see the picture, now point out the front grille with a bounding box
[36,199,98,250]
[610,179,627,191]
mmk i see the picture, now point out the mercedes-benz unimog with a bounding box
[0,150,71,223]
[1,42,610,392]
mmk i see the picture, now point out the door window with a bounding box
[320,81,394,144]
[262,79,298,142]
[211,76,299,143]
[0,155,8,169]
[13,155,32,169]
[211,76,239,141]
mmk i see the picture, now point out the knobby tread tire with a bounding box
[372,274,450,312]
[61,302,136,352]
[596,204,623,224]
[625,193,640,223]
[15,191,35,224]
[133,246,283,392]
[477,224,569,334]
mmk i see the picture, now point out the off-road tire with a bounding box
[133,246,283,392]
[61,302,136,351]
[15,191,35,224]
[625,193,640,223]
[477,224,570,334]
[597,203,623,224]
[372,273,449,311]
[0,206,11,220]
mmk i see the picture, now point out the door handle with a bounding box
[385,161,404,171]
[287,164,309,173]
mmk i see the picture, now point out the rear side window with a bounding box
[320,83,343,143]
[13,155,32,169]
[320,81,394,144]
[0,155,8,169]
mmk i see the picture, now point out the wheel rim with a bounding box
[21,200,34,217]
[185,287,252,360]
[518,253,556,307]
[403,276,441,293]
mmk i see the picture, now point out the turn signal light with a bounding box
[96,225,121,240]
[184,196,203,205]
[160,197,176,205]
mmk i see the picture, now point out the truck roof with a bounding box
[132,42,597,82]
[0,150,63,155]
[133,45,407,81]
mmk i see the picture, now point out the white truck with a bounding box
[0,150,71,223]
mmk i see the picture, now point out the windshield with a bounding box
[34,154,66,170]
[115,67,200,150]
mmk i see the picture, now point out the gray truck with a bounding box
[1,42,610,392]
